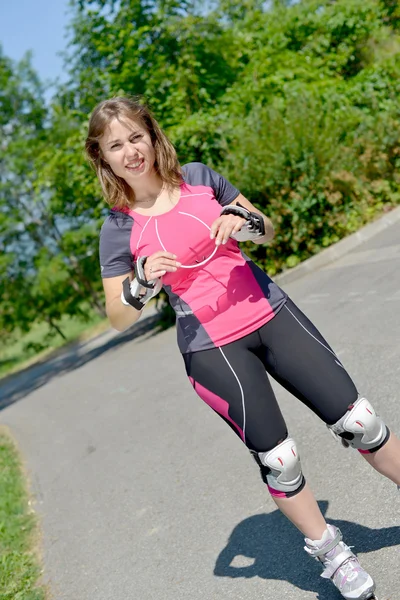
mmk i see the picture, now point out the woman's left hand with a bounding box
[210,215,246,246]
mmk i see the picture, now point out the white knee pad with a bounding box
[258,437,303,495]
[328,397,388,452]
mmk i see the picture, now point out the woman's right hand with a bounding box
[144,251,181,280]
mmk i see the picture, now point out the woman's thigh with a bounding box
[183,335,288,452]
[258,298,358,424]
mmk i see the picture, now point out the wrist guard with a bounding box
[121,256,162,310]
[220,202,265,242]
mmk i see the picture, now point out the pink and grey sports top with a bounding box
[99,162,287,353]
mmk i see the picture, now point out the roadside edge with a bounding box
[275,206,400,286]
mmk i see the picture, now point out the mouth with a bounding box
[126,158,144,172]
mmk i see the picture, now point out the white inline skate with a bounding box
[304,525,378,599]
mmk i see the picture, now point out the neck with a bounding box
[129,172,163,204]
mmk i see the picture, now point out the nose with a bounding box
[125,143,138,159]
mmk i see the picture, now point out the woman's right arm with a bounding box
[103,272,142,331]
[102,251,180,331]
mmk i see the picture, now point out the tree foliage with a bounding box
[1,0,400,344]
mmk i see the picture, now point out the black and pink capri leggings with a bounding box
[183,298,361,496]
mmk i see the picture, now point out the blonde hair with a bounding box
[85,96,182,209]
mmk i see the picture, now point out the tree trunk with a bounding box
[47,316,67,341]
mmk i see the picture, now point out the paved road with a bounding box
[1,221,399,600]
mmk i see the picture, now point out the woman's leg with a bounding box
[271,483,328,539]
[361,433,400,485]
[185,333,376,598]
[258,298,399,487]
[184,335,329,540]
[253,299,383,598]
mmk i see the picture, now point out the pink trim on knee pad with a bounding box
[267,484,287,498]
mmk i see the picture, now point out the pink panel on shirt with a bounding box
[127,183,276,347]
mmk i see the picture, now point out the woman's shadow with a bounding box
[214,500,400,598]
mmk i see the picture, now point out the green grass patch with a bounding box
[0,310,110,380]
[0,428,47,600]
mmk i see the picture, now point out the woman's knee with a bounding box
[251,436,306,499]
[327,396,390,454]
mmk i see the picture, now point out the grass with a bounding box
[0,297,165,381]
[0,311,110,380]
[0,427,47,600]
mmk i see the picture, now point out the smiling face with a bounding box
[99,117,156,188]
[86,97,183,209]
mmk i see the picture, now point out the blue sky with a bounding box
[0,0,70,83]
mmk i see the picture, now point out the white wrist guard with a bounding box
[121,256,162,310]
[220,202,265,242]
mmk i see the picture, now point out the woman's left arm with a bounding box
[230,193,274,245]
[210,193,275,246]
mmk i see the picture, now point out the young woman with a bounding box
[86,96,399,600]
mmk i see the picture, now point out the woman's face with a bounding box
[99,117,156,185]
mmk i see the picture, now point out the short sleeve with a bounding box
[182,162,240,206]
[99,211,134,278]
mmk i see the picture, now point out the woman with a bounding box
[86,96,399,600]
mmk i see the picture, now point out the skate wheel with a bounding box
[363,592,378,600]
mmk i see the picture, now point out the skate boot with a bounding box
[304,524,377,599]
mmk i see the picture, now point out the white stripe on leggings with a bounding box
[218,347,247,443]
[284,304,344,367]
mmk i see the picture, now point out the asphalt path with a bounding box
[1,219,399,600]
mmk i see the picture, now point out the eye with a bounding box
[130,134,143,143]
[110,143,121,150]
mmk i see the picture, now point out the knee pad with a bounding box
[328,397,389,453]
[255,437,305,497]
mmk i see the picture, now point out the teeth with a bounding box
[127,159,142,169]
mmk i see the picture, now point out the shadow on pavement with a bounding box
[0,314,163,412]
[214,500,400,598]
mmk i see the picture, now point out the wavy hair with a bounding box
[85,96,182,209]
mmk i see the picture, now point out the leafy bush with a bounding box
[218,90,400,273]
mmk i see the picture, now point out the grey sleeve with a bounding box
[99,212,134,278]
[182,162,240,206]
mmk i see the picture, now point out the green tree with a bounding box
[0,48,105,345]
[4,0,400,351]
[0,48,47,338]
